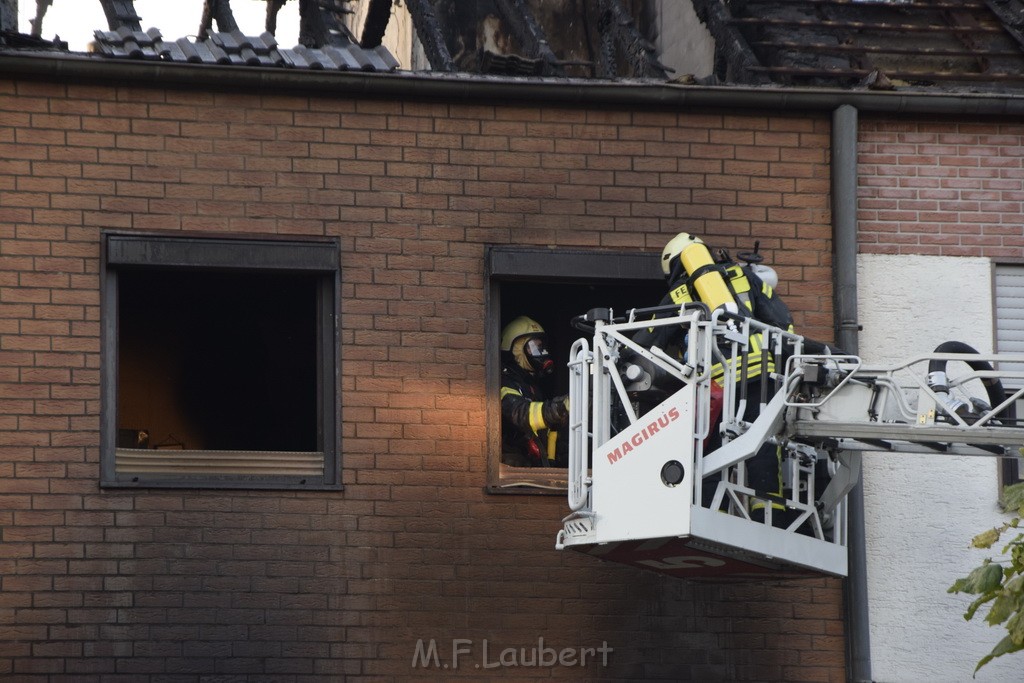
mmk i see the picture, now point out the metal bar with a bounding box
[567,339,591,512]
[792,421,1021,447]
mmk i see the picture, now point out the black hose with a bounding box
[929,341,1013,423]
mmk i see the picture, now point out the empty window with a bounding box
[101,233,340,489]
[486,246,664,493]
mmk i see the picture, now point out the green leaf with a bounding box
[1002,481,1024,516]
[986,592,1015,626]
[973,528,1002,549]
[965,593,997,622]
[960,562,1005,595]
[975,634,1024,674]
[1008,610,1024,647]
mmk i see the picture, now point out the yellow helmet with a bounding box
[501,316,554,375]
[501,316,545,352]
[660,232,704,277]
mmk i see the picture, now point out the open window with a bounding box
[101,232,340,490]
[486,246,663,493]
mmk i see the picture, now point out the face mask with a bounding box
[523,337,554,375]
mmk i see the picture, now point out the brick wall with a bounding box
[859,117,1024,257]
[0,74,842,681]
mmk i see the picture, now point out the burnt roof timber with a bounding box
[403,0,455,72]
[100,0,143,32]
[198,0,240,41]
[817,1,880,88]
[265,0,287,34]
[493,0,564,77]
[943,8,991,75]
[598,0,668,79]
[30,0,53,37]
[752,41,1023,59]
[728,17,1006,34]
[359,0,392,48]
[984,0,1024,53]
[742,0,987,7]
[692,0,769,84]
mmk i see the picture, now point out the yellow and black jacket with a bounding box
[500,363,568,467]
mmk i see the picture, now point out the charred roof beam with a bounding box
[30,0,52,37]
[942,8,991,74]
[266,0,287,35]
[728,16,1004,34]
[818,2,881,86]
[198,0,240,41]
[752,40,1022,59]
[692,0,770,85]
[289,0,360,49]
[99,0,143,32]
[492,0,564,77]
[359,0,392,48]
[984,0,1024,52]
[404,0,456,72]
[597,0,668,79]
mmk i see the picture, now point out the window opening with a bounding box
[487,246,664,493]
[101,233,340,489]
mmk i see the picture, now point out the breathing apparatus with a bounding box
[501,316,555,375]
[660,232,739,316]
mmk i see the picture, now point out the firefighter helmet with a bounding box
[501,316,554,375]
[660,232,703,278]
[660,232,739,315]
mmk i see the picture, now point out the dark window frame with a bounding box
[485,245,662,494]
[100,231,341,490]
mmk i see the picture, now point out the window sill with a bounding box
[104,448,339,490]
[487,464,571,495]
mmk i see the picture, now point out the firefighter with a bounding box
[653,232,794,520]
[500,316,569,467]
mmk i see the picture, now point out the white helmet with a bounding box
[660,232,703,278]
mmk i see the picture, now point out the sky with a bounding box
[20,0,301,51]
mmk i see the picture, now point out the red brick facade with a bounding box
[859,117,1024,258]
[0,74,843,681]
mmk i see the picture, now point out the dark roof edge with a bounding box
[3,52,1024,116]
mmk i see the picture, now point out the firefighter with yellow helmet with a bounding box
[500,316,569,467]
[654,232,794,519]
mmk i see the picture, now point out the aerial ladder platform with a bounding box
[555,305,1024,579]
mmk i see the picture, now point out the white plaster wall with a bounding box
[858,253,1018,682]
[654,0,714,79]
